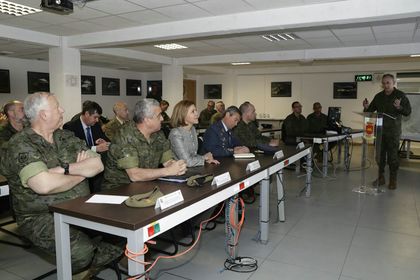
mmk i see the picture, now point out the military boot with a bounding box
[388,174,397,190]
[372,174,385,187]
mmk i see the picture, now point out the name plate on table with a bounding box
[246,160,261,172]
[273,150,284,160]
[211,172,231,187]
[296,142,305,150]
[155,190,184,210]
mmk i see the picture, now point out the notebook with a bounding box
[233,153,256,159]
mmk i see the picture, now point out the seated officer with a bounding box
[282,101,308,145]
[306,102,328,134]
[0,100,25,147]
[0,92,122,278]
[203,105,249,157]
[234,101,279,148]
[210,100,225,124]
[102,101,130,141]
[103,99,187,190]
[199,100,216,127]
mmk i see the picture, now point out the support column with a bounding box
[49,47,81,122]
[162,64,183,115]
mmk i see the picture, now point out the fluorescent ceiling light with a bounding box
[231,62,251,65]
[410,54,420,57]
[0,0,42,16]
[154,43,188,50]
[261,33,299,42]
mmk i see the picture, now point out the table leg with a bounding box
[407,140,411,159]
[305,151,312,197]
[259,176,270,243]
[344,136,350,171]
[126,230,145,276]
[275,169,285,222]
[323,140,329,177]
[54,213,72,280]
[337,139,342,164]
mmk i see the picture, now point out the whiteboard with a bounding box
[402,93,420,139]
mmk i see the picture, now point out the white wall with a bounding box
[0,56,161,121]
[195,65,405,129]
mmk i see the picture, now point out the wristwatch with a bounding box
[61,162,70,175]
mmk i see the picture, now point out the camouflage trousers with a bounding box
[377,133,400,177]
[18,213,124,274]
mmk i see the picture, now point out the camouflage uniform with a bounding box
[102,118,124,142]
[365,88,411,178]
[306,112,328,134]
[0,128,123,274]
[210,112,223,124]
[233,120,270,148]
[199,108,216,127]
[103,122,173,190]
[281,113,308,145]
[161,111,170,122]
[0,122,19,148]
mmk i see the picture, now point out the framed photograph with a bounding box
[271,81,292,97]
[204,84,222,99]
[0,69,10,93]
[27,71,49,94]
[146,80,162,101]
[102,77,120,96]
[81,75,96,95]
[126,79,142,96]
[333,82,357,99]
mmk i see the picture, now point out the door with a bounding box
[183,79,196,104]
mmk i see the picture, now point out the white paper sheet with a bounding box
[86,194,129,204]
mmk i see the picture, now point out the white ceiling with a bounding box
[0,0,420,72]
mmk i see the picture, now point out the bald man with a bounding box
[102,101,130,141]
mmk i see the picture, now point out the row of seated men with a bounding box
[0,93,289,278]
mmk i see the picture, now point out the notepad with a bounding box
[233,153,256,159]
[86,195,129,204]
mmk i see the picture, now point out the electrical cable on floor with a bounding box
[125,201,226,279]
[223,197,258,273]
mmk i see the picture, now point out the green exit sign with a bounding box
[355,74,373,82]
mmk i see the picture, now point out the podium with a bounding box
[352,112,385,195]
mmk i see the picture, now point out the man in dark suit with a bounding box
[63,101,110,192]
[203,106,249,157]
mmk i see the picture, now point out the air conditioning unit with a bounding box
[41,0,73,15]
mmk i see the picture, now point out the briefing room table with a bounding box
[50,144,312,279]
[301,129,363,177]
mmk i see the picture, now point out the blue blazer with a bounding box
[203,120,241,157]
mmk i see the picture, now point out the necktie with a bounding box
[86,127,94,147]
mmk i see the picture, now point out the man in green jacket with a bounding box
[363,74,411,189]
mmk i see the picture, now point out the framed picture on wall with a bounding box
[0,69,11,93]
[81,75,96,95]
[102,77,120,96]
[27,71,49,94]
[271,81,292,97]
[333,82,357,99]
[126,79,142,96]
[204,84,222,99]
[146,80,162,101]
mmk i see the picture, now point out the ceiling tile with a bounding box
[63,21,110,33]
[0,17,47,29]
[331,27,373,36]
[244,0,304,10]
[67,6,110,20]
[86,0,146,15]
[337,34,375,42]
[155,3,211,20]
[194,0,254,15]
[26,12,78,24]
[126,0,186,9]
[87,16,138,29]
[295,30,334,39]
[118,10,172,25]
[372,23,416,34]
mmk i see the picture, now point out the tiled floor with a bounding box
[1,145,420,280]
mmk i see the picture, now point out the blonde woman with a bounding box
[169,100,219,167]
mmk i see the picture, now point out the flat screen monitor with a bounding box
[328,107,341,128]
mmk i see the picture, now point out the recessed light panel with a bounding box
[0,0,42,16]
[154,43,188,50]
